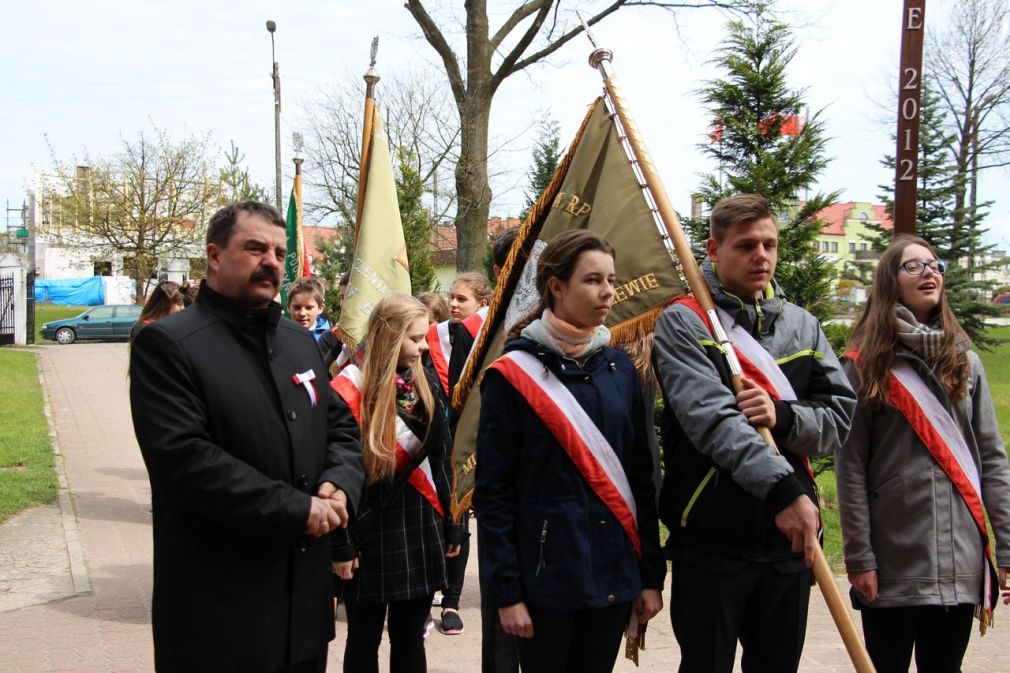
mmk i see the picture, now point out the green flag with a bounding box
[448,97,688,521]
[280,178,305,310]
[335,109,410,345]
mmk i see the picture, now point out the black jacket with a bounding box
[332,387,465,603]
[129,283,363,672]
[475,338,665,611]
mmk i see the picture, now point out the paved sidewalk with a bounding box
[0,342,1007,672]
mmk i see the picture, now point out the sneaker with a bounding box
[431,592,443,607]
[440,608,464,635]
[423,613,435,640]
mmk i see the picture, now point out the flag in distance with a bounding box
[280,173,310,309]
[448,96,687,521]
[335,108,411,346]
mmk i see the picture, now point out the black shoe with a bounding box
[440,608,464,635]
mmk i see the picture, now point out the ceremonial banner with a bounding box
[280,170,310,309]
[336,110,410,345]
[449,97,687,521]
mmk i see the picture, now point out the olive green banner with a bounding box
[449,98,686,521]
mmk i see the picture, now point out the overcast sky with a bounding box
[3,0,1008,248]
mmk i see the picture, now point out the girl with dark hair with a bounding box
[131,281,185,340]
[330,292,464,673]
[474,229,665,673]
[837,235,1010,673]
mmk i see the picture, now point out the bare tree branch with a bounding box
[404,0,467,108]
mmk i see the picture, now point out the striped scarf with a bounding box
[895,303,945,359]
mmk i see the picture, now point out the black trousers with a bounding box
[273,648,327,673]
[441,511,470,610]
[860,603,975,673]
[342,594,433,673]
[516,601,630,673]
[477,524,520,673]
[671,558,811,673]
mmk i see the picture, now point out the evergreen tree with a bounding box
[520,116,562,222]
[689,13,839,322]
[219,141,269,204]
[314,230,353,318]
[877,84,999,347]
[397,148,438,293]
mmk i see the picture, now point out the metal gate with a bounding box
[0,273,14,346]
[25,271,35,345]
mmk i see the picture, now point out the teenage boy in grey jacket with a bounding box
[652,194,856,673]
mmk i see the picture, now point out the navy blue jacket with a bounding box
[474,337,665,611]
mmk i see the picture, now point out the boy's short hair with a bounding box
[286,277,325,306]
[709,194,776,241]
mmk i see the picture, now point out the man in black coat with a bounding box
[130,201,364,673]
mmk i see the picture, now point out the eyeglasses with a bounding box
[900,259,948,276]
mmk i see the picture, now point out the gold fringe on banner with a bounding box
[451,98,600,410]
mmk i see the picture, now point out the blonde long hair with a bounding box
[359,292,436,483]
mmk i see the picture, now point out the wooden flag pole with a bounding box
[580,25,876,673]
[354,37,380,240]
[893,0,926,237]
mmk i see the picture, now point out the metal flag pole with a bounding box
[578,17,876,673]
[354,37,380,241]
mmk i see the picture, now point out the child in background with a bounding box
[416,292,450,327]
[286,277,331,341]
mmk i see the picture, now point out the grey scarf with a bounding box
[895,303,953,359]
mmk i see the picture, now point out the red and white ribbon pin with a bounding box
[292,369,318,407]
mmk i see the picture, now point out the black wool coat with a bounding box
[129,283,363,673]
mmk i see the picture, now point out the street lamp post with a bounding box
[266,20,282,210]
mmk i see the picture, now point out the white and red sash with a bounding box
[490,350,641,557]
[677,296,814,480]
[333,343,352,372]
[847,350,999,625]
[330,365,444,518]
[426,307,487,395]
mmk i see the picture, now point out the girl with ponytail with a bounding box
[474,230,665,673]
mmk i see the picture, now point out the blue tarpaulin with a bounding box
[35,277,105,305]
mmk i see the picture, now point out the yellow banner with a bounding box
[337,110,410,345]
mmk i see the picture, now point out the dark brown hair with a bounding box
[848,234,968,406]
[507,229,616,340]
[492,228,520,269]
[140,281,184,322]
[709,193,776,241]
[206,201,285,247]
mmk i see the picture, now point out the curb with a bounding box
[36,350,92,595]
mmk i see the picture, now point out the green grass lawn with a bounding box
[33,304,88,344]
[978,325,1010,448]
[0,349,57,524]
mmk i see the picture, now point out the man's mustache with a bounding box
[250,268,280,287]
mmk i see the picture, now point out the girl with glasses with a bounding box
[837,235,1010,672]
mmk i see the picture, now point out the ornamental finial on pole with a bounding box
[577,12,613,73]
[364,36,380,90]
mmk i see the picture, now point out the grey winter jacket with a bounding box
[837,348,1010,608]
[654,260,856,563]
